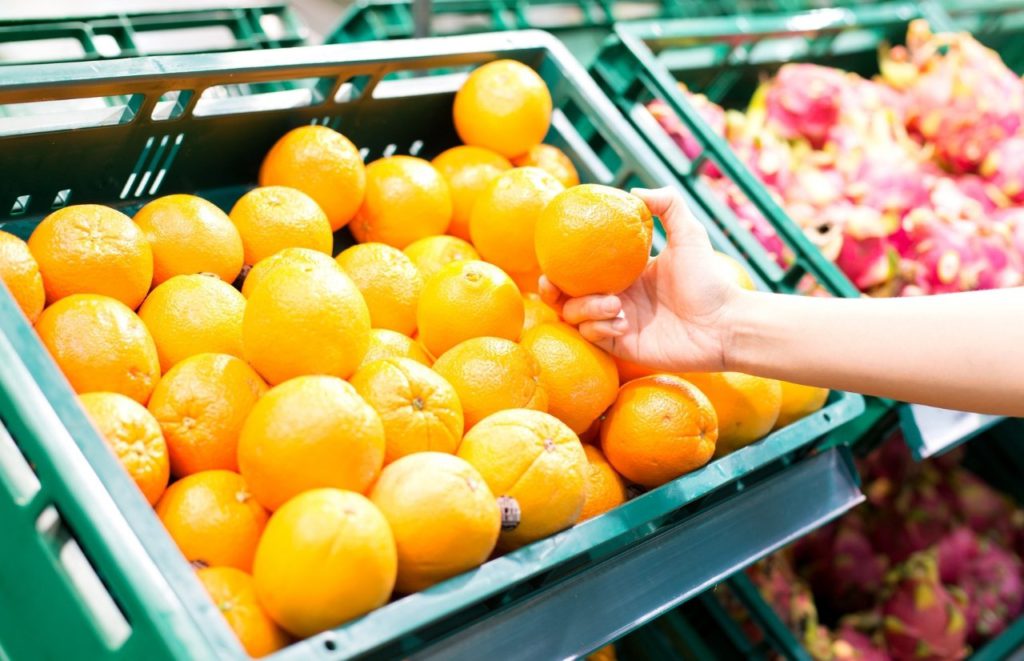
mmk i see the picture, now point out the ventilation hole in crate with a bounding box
[134,135,171,198]
[823,413,831,424]
[9,195,30,216]
[148,133,185,196]
[121,137,155,200]
[382,143,398,158]
[134,26,238,55]
[372,68,471,98]
[92,34,122,58]
[409,140,424,156]
[358,147,369,162]
[120,134,184,200]
[194,77,333,117]
[323,638,337,652]
[151,90,194,121]
[0,37,87,64]
[0,417,41,504]
[51,189,71,209]
[334,75,372,103]
[0,95,140,138]
[259,13,288,41]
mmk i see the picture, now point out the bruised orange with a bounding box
[196,567,290,657]
[678,372,781,457]
[403,235,480,282]
[579,445,627,521]
[0,230,44,323]
[454,60,552,158]
[229,187,332,266]
[351,156,452,248]
[335,243,423,336]
[431,145,511,241]
[512,144,580,188]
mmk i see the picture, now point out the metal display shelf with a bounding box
[589,1,1018,460]
[0,31,864,660]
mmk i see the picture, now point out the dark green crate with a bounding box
[0,32,864,659]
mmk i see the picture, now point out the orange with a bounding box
[252,488,397,638]
[155,470,269,571]
[775,381,830,430]
[535,185,653,297]
[614,356,657,383]
[79,392,168,505]
[417,260,524,357]
[36,294,159,403]
[589,645,618,661]
[335,243,424,336]
[28,204,153,308]
[360,328,432,369]
[512,144,580,188]
[431,145,512,241]
[510,267,543,295]
[147,353,268,477]
[579,445,628,521]
[196,567,290,658]
[138,274,246,373]
[578,417,601,444]
[370,453,499,593]
[470,167,564,275]
[432,337,546,429]
[601,375,717,487]
[351,358,463,464]
[678,372,781,457]
[133,194,243,285]
[714,251,756,291]
[403,235,480,281]
[453,60,552,158]
[242,258,370,384]
[228,186,332,266]
[351,156,452,248]
[520,322,619,434]
[259,125,366,231]
[0,230,44,323]
[458,409,586,550]
[240,247,337,298]
[237,375,385,510]
[522,292,558,333]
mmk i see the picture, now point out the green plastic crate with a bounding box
[590,2,1022,460]
[0,32,865,659]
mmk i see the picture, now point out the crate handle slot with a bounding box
[0,94,143,138]
[0,418,41,504]
[193,76,336,118]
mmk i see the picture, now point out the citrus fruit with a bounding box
[470,167,564,275]
[512,144,580,188]
[28,204,153,308]
[458,408,586,551]
[678,372,781,457]
[36,294,160,403]
[138,274,246,373]
[351,358,463,464]
[237,375,385,510]
[589,644,618,661]
[133,194,243,285]
[240,247,337,298]
[614,356,656,383]
[453,60,552,158]
[714,251,756,291]
[509,267,543,295]
[600,375,718,487]
[242,258,370,385]
[403,235,480,281]
[228,186,332,266]
[370,452,499,593]
[522,292,558,333]
[252,488,397,637]
[775,381,829,429]
[578,417,601,444]
[335,243,423,336]
[432,337,546,429]
[351,156,452,248]
[431,145,512,241]
[360,328,432,369]
[579,445,627,521]
[147,353,268,477]
[79,392,168,505]
[417,260,524,357]
[535,184,653,297]
[0,230,44,323]
[259,125,366,231]
[156,470,269,571]
[196,567,290,658]
[520,322,619,434]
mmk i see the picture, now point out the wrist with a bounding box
[719,289,771,374]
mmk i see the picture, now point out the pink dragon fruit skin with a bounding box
[954,175,1001,214]
[895,215,982,294]
[870,466,955,563]
[936,527,982,585]
[947,469,1019,545]
[980,136,1024,204]
[646,89,726,178]
[831,624,891,661]
[973,232,1024,290]
[956,541,1024,644]
[881,552,969,661]
[765,64,851,148]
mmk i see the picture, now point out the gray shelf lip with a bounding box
[901,404,1006,460]
[405,447,864,661]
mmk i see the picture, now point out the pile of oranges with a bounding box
[0,59,829,656]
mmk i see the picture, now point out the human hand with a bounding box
[540,187,743,373]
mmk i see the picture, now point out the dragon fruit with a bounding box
[748,555,833,659]
[880,552,968,661]
[953,175,1001,215]
[973,232,1024,290]
[937,528,983,585]
[647,90,726,178]
[940,535,1024,644]
[831,622,890,661]
[895,214,981,294]
[831,205,900,292]
[980,136,1024,205]
[845,153,933,221]
[857,429,916,507]
[764,64,852,148]
[871,466,954,563]
[946,469,1019,546]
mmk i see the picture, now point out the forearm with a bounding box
[725,288,1024,416]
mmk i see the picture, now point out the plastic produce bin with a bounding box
[0,32,863,660]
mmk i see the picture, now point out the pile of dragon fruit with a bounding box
[649,19,1024,296]
[740,434,1024,660]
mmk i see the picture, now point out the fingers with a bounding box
[578,317,628,344]
[538,275,562,307]
[631,186,711,249]
[561,294,621,325]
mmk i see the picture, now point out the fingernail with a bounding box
[611,317,628,332]
[601,298,619,315]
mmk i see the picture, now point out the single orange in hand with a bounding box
[579,445,627,521]
[522,292,558,333]
[775,381,829,430]
[240,247,337,298]
[680,372,782,456]
[352,156,452,248]
[336,243,424,336]
[454,60,552,158]
[28,204,153,309]
[134,194,243,285]
[370,452,499,593]
[36,294,160,404]
[431,145,512,241]
[229,187,332,266]
[360,328,432,368]
[155,469,269,571]
[512,144,580,188]
[79,392,169,505]
[600,375,718,488]
[433,337,546,429]
[196,566,290,658]
[535,185,653,297]
[403,235,480,281]
[259,125,366,231]
[0,230,44,323]
[147,353,268,477]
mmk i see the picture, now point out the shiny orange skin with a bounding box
[196,567,291,657]
[351,156,453,248]
[0,230,44,323]
[240,247,338,299]
[512,144,580,188]
[359,328,432,368]
[679,372,782,457]
[522,292,559,333]
[775,381,830,430]
[403,235,480,282]
[431,145,512,241]
[579,445,628,521]
[229,186,333,266]
[335,243,424,336]
[614,356,657,383]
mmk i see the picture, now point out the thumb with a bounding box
[631,186,710,250]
